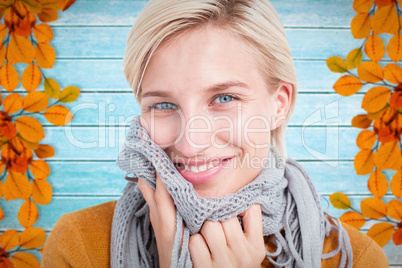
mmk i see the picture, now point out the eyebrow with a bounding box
[141,80,249,99]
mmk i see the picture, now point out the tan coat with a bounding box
[41,200,389,267]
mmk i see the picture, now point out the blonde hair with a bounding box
[122,0,298,159]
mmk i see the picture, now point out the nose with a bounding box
[174,114,212,157]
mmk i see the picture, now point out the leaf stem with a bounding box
[7,246,41,255]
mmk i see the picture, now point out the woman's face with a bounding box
[139,25,291,197]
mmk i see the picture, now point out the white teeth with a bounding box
[190,166,199,173]
[198,164,208,172]
[178,162,216,173]
[176,158,232,173]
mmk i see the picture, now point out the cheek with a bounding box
[243,116,271,149]
[140,115,182,150]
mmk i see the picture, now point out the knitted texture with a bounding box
[111,115,353,267]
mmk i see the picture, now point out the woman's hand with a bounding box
[188,204,266,268]
[138,172,180,268]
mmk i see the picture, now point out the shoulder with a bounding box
[322,221,389,267]
[41,200,117,268]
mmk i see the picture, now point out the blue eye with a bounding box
[150,102,177,110]
[211,94,239,104]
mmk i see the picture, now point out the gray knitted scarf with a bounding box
[111,115,353,267]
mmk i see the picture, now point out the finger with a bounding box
[240,204,264,246]
[138,178,156,209]
[155,171,175,208]
[200,221,228,258]
[154,172,177,236]
[221,216,246,249]
[154,172,176,218]
[189,234,212,267]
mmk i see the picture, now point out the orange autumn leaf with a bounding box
[15,116,45,143]
[384,63,402,84]
[18,199,39,228]
[386,200,402,220]
[41,0,59,10]
[0,205,4,221]
[374,0,395,6]
[0,160,4,174]
[356,129,376,149]
[390,92,402,109]
[11,252,40,268]
[361,86,391,113]
[13,1,29,18]
[3,93,23,114]
[353,0,373,13]
[33,23,53,43]
[4,8,19,30]
[374,140,402,170]
[364,33,385,62]
[3,171,32,200]
[9,156,29,174]
[367,222,394,247]
[9,136,26,154]
[58,86,80,103]
[0,24,7,41]
[351,13,371,39]
[7,34,35,64]
[371,5,399,35]
[33,144,55,159]
[1,143,17,165]
[30,159,50,179]
[354,148,375,175]
[14,16,32,37]
[21,0,41,14]
[19,227,46,249]
[360,197,387,219]
[339,211,366,229]
[32,178,52,205]
[329,192,351,209]
[377,125,397,143]
[22,91,49,113]
[393,228,402,245]
[21,12,36,28]
[0,41,6,66]
[379,106,397,124]
[2,177,16,201]
[352,114,373,128]
[0,229,19,250]
[0,258,13,268]
[18,134,39,150]
[0,63,20,92]
[44,77,60,98]
[0,257,13,268]
[326,56,347,73]
[59,0,76,11]
[21,63,42,92]
[390,169,402,198]
[35,42,55,68]
[44,105,73,126]
[333,75,363,96]
[0,178,2,199]
[0,119,17,139]
[357,61,384,82]
[346,48,363,69]
[367,170,388,198]
[388,34,402,62]
[38,8,58,22]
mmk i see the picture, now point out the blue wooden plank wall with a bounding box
[1,0,401,265]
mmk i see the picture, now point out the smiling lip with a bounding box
[174,156,234,184]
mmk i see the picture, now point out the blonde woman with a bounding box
[42,0,389,267]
